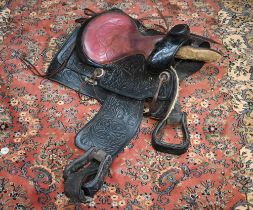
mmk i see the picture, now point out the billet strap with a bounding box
[63,147,112,203]
[152,66,190,155]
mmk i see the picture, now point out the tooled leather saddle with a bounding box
[45,8,215,203]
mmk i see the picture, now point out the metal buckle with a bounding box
[93,68,105,78]
[84,77,97,85]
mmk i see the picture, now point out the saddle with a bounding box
[44,8,219,203]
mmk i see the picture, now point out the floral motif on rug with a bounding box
[0,0,252,209]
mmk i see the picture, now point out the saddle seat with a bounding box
[82,11,164,64]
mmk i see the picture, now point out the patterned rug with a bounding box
[0,0,252,209]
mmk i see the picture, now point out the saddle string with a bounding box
[190,33,221,45]
[75,8,97,23]
[19,55,45,77]
[75,18,88,24]
[138,15,171,23]
[138,8,169,34]
[19,45,100,103]
[153,24,167,34]
[162,66,179,123]
[155,8,169,31]
[19,44,75,79]
[83,8,96,16]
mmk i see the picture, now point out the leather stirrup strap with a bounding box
[152,66,190,155]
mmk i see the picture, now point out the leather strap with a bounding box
[151,67,190,154]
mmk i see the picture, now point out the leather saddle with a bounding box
[45,8,214,203]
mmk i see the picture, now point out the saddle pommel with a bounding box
[147,24,191,74]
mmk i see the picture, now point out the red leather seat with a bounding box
[82,11,163,64]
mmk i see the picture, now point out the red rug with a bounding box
[0,0,252,209]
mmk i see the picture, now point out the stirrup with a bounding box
[152,112,190,155]
[63,147,112,203]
